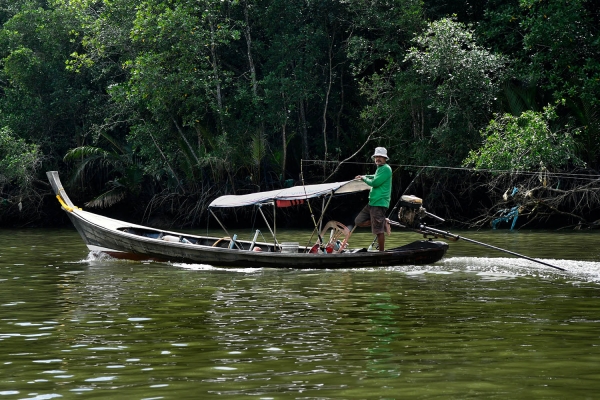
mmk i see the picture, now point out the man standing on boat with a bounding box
[354,147,392,251]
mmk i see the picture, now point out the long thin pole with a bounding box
[304,191,335,251]
[209,209,234,238]
[300,165,324,246]
[257,204,279,247]
[388,220,565,272]
[456,234,565,271]
[209,209,243,250]
[272,201,277,249]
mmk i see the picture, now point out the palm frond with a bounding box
[503,82,538,116]
[84,186,127,208]
[251,131,267,167]
[64,145,109,161]
[98,131,125,154]
[64,145,130,184]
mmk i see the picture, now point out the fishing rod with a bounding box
[389,220,565,271]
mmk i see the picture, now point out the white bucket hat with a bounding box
[372,147,389,160]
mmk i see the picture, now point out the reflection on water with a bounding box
[1,228,600,399]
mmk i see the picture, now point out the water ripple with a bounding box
[2,229,600,399]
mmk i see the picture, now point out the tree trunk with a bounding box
[244,2,267,185]
[244,2,258,97]
[208,18,223,129]
[280,91,289,182]
[299,99,309,159]
[336,67,344,143]
[322,31,335,174]
[411,100,425,140]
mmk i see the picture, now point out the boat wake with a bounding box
[173,263,263,273]
[400,256,600,283]
[80,250,600,283]
[84,251,118,262]
[81,251,265,273]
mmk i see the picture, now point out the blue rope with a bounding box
[492,206,519,230]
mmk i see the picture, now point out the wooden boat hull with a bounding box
[64,209,448,268]
[48,171,448,268]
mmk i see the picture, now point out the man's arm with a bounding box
[363,167,390,188]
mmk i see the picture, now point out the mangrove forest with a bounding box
[1,0,600,229]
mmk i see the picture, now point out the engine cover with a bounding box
[398,195,424,228]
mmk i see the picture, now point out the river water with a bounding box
[1,227,600,399]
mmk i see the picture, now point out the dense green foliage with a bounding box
[463,104,583,171]
[1,0,599,226]
[0,126,40,187]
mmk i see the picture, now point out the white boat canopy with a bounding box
[208,179,370,208]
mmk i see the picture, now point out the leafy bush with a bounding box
[463,105,584,171]
[0,126,41,188]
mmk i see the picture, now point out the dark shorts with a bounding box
[354,205,387,235]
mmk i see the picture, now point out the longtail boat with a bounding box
[47,171,449,268]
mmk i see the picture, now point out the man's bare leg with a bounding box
[377,233,385,252]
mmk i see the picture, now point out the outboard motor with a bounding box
[397,195,445,228]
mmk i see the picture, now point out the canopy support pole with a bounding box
[209,208,232,237]
[258,203,279,249]
[305,191,335,249]
[319,197,326,233]
[273,201,277,249]
[209,208,243,250]
[315,191,335,232]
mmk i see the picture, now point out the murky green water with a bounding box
[1,228,600,399]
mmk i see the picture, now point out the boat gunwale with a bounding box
[72,208,446,258]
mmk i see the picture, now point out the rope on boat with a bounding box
[56,195,81,212]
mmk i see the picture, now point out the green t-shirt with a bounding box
[362,163,392,208]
